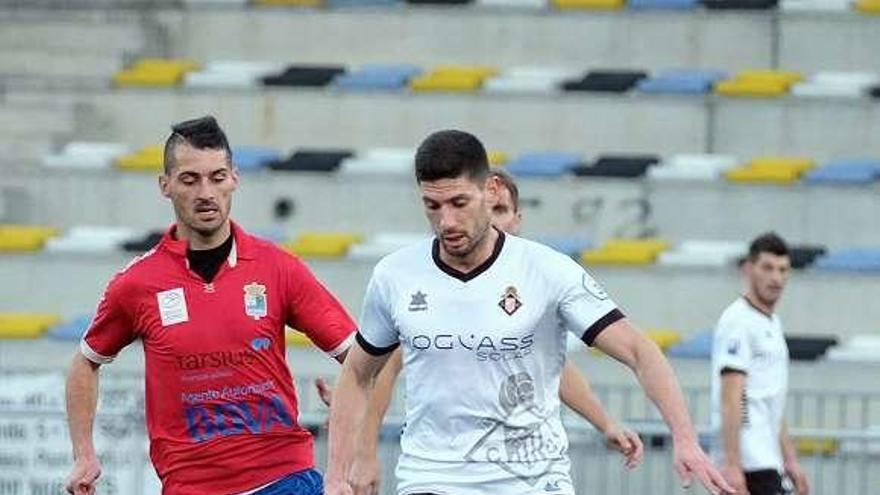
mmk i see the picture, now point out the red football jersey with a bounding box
[82,222,356,495]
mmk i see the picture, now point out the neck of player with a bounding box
[439,225,499,274]
[178,220,232,251]
[745,291,775,316]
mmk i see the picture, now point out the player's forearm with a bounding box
[629,338,697,442]
[361,350,402,452]
[559,362,613,433]
[780,422,799,465]
[327,360,373,481]
[66,353,100,460]
[721,403,743,466]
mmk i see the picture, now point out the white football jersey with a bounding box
[710,297,790,472]
[357,232,622,495]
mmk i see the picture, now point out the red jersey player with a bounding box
[65,116,356,495]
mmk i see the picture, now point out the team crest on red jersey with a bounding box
[499,286,523,316]
[243,282,268,320]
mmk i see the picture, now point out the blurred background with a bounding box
[1,0,880,493]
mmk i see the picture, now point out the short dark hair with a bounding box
[490,169,519,211]
[748,232,789,261]
[414,130,490,183]
[163,115,232,174]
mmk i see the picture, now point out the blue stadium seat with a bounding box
[637,69,727,94]
[533,235,592,257]
[233,146,282,172]
[805,159,880,185]
[814,249,880,272]
[667,330,713,359]
[334,64,422,91]
[329,0,401,5]
[48,315,93,341]
[629,0,698,9]
[504,152,582,178]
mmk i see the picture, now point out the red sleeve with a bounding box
[81,275,137,364]
[283,253,357,357]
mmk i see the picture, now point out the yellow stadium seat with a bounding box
[796,437,839,456]
[0,225,58,252]
[115,145,164,172]
[431,65,500,79]
[253,0,324,6]
[285,330,314,348]
[715,79,790,97]
[552,0,625,9]
[410,74,484,93]
[854,0,880,13]
[113,58,199,88]
[736,70,804,85]
[133,58,200,73]
[285,232,363,259]
[0,313,60,339]
[645,329,682,352]
[581,238,669,266]
[725,167,801,184]
[604,238,670,254]
[488,151,509,167]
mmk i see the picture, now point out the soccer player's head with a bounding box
[415,129,494,258]
[159,116,238,240]
[488,169,522,235]
[745,232,791,307]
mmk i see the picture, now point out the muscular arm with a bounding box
[360,348,403,454]
[65,352,103,494]
[720,371,746,467]
[559,361,612,432]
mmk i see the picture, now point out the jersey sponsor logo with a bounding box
[244,282,268,320]
[184,393,294,442]
[465,372,568,486]
[408,291,428,312]
[727,339,740,355]
[176,349,258,371]
[582,273,608,301]
[251,337,271,352]
[157,288,189,326]
[409,332,534,361]
[499,286,523,316]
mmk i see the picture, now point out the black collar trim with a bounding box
[432,229,505,283]
[742,295,774,320]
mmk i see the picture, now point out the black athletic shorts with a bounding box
[745,469,786,495]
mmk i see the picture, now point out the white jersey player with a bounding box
[326,129,733,495]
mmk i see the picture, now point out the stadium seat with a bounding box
[253,0,325,6]
[0,225,58,252]
[45,226,138,254]
[504,152,582,178]
[648,154,739,181]
[781,0,849,10]
[814,249,880,272]
[788,245,827,269]
[561,70,648,93]
[792,71,877,98]
[411,66,498,93]
[334,65,422,91]
[285,329,313,348]
[329,0,400,5]
[121,230,164,252]
[43,142,130,169]
[115,145,164,172]
[488,151,509,167]
[184,0,248,5]
[233,146,282,172]
[645,329,682,352]
[702,0,778,8]
[659,240,746,268]
[854,0,880,12]
[285,232,363,259]
[581,238,669,265]
[483,67,576,95]
[47,315,93,341]
[268,150,353,173]
[785,335,838,361]
[185,61,283,89]
[0,313,61,339]
[113,58,199,88]
[572,154,660,178]
[406,0,472,4]
[636,69,727,94]
[262,65,346,87]
[796,438,839,456]
[339,148,413,175]
[477,0,545,8]
[805,159,880,185]
[629,0,697,8]
[553,0,625,9]
[533,235,592,257]
[348,232,430,261]
[872,86,880,98]
[725,156,815,184]
[716,70,803,97]
[667,330,713,359]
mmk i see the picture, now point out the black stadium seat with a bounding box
[561,70,648,93]
[262,65,347,87]
[573,154,660,178]
[785,335,839,361]
[268,150,354,172]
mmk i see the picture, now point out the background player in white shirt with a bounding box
[712,233,810,495]
[317,168,643,493]
[326,130,733,495]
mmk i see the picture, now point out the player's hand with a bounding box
[785,459,810,495]
[315,376,334,408]
[347,451,381,495]
[603,423,644,469]
[324,477,354,495]
[672,438,737,494]
[720,462,749,495]
[65,456,101,495]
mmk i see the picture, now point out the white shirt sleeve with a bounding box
[356,267,400,355]
[714,314,751,373]
[555,255,622,346]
